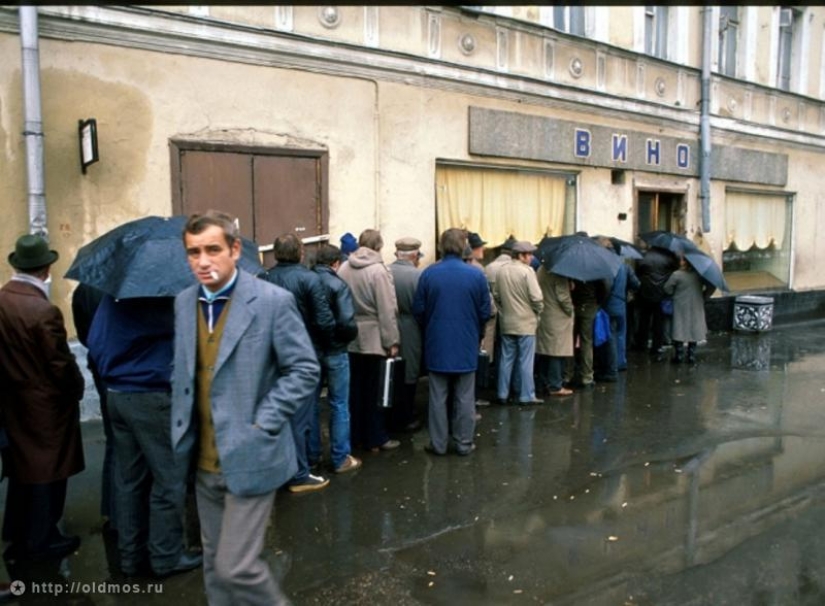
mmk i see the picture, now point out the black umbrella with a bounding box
[639,230,701,256]
[683,250,730,293]
[537,235,622,282]
[65,215,264,299]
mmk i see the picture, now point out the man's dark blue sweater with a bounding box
[86,294,174,392]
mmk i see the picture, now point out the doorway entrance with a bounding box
[170,142,329,267]
[636,190,686,236]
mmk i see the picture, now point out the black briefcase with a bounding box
[377,357,405,408]
[476,350,490,389]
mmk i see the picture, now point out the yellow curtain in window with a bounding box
[724,191,787,250]
[436,166,567,245]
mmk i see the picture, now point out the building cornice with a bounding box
[1,5,824,153]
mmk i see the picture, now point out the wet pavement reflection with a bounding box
[5,321,825,604]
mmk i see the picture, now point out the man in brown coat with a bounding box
[0,234,85,562]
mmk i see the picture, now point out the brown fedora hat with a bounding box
[8,234,59,270]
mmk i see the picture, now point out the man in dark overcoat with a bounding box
[0,234,85,562]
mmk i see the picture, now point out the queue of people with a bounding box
[0,217,713,605]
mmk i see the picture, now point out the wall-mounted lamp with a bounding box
[78,118,99,174]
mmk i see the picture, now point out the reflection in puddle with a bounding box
[731,333,772,371]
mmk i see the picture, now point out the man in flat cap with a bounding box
[484,235,516,289]
[0,234,85,562]
[467,232,487,271]
[388,237,424,433]
[493,241,544,405]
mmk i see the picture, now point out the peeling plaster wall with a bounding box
[0,34,379,334]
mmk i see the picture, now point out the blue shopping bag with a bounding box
[594,309,611,347]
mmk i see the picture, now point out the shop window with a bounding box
[723,190,792,291]
[718,6,739,77]
[435,164,575,260]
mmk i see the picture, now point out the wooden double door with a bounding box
[171,143,328,267]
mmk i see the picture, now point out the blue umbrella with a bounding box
[538,235,622,282]
[639,230,701,256]
[594,235,643,260]
[65,215,264,298]
[683,250,730,293]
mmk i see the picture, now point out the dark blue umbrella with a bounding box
[639,230,701,256]
[538,235,622,282]
[593,235,643,260]
[65,215,264,298]
[683,250,730,293]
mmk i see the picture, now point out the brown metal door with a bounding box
[253,155,326,266]
[173,146,328,267]
[179,151,255,239]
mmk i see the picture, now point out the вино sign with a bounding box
[573,128,691,170]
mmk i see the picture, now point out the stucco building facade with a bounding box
[1,5,823,333]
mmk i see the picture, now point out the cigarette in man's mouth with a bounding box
[210,271,219,281]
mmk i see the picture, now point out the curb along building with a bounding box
[1,5,824,333]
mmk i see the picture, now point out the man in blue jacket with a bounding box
[312,243,361,474]
[87,294,202,577]
[594,237,640,380]
[413,228,492,456]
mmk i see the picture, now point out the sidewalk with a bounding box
[4,321,825,604]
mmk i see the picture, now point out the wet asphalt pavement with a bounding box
[4,320,825,605]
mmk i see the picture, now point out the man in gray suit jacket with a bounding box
[172,211,319,605]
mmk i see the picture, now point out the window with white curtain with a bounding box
[435,164,576,257]
[723,190,793,291]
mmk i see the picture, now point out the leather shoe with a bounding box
[454,443,476,456]
[28,535,81,561]
[121,559,152,577]
[369,439,400,453]
[403,420,423,433]
[153,551,203,578]
[424,444,446,456]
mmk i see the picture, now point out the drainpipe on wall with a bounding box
[19,6,48,238]
[699,5,712,233]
